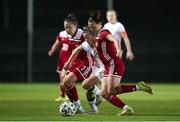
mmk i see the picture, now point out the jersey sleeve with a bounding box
[81,41,92,53]
[99,30,111,40]
[56,34,62,43]
[104,23,108,29]
[118,23,127,37]
[118,23,126,32]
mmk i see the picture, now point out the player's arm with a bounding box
[63,45,83,71]
[106,34,123,58]
[120,31,135,60]
[48,39,61,57]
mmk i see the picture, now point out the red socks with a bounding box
[107,95,125,109]
[116,85,137,94]
[65,84,79,102]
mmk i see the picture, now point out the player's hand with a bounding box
[48,50,53,57]
[61,69,67,80]
[63,62,70,71]
[126,51,135,61]
[116,49,123,58]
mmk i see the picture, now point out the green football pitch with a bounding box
[0,83,180,121]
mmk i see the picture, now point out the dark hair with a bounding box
[64,13,78,26]
[89,10,103,24]
[82,26,96,35]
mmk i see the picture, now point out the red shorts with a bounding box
[104,57,125,78]
[69,62,92,81]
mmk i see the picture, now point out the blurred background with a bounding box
[0,0,179,83]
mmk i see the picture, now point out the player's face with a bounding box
[64,21,77,36]
[107,11,117,23]
[88,20,101,33]
[88,20,97,32]
[83,33,95,45]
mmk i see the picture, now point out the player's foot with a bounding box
[95,94,102,106]
[84,104,98,114]
[116,106,134,116]
[54,96,69,102]
[75,105,85,114]
[89,103,98,113]
[91,105,98,113]
[74,100,84,114]
[137,81,153,94]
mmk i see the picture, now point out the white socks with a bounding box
[73,100,81,107]
[136,85,140,90]
[88,99,98,112]
[91,85,101,95]
[123,105,129,110]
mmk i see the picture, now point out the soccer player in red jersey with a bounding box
[48,14,84,102]
[85,11,153,115]
[63,26,152,115]
[60,18,94,114]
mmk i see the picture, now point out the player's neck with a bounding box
[96,25,103,35]
[109,21,117,24]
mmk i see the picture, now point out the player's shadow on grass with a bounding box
[134,113,180,116]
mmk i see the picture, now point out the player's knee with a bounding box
[62,77,71,89]
[106,87,111,94]
[81,81,86,89]
[107,86,115,95]
[101,90,108,99]
[82,81,89,90]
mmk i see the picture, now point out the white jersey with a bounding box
[81,41,104,81]
[104,22,126,47]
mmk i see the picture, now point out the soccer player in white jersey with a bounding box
[104,10,135,61]
[63,27,103,113]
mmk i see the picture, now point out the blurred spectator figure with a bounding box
[104,10,135,61]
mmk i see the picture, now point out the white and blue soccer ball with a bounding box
[59,101,77,116]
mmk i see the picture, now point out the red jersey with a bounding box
[57,29,83,65]
[56,29,90,72]
[95,28,117,65]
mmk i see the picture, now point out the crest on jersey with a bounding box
[62,43,69,51]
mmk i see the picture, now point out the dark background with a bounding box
[0,0,179,82]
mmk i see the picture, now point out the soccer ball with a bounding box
[59,101,77,116]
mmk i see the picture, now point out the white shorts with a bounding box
[91,66,104,82]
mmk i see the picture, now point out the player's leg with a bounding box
[85,91,98,113]
[63,64,92,114]
[54,59,68,102]
[54,73,68,102]
[82,75,101,113]
[101,77,128,110]
[105,76,137,95]
[109,58,153,95]
[107,76,134,115]
[115,81,153,95]
[82,75,101,95]
[88,67,104,106]
[59,73,66,98]
[62,72,84,113]
[101,77,126,109]
[63,72,78,102]
[100,76,133,115]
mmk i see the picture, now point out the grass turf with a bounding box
[0,83,180,121]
